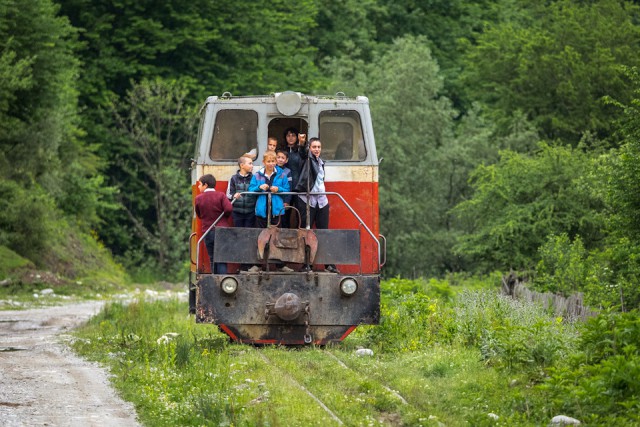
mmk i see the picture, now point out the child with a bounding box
[267,136,278,153]
[194,174,232,274]
[276,149,293,227]
[226,155,256,228]
[248,151,290,228]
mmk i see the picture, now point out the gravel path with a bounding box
[0,302,140,426]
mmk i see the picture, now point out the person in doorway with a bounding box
[194,174,233,274]
[279,127,303,189]
[267,136,278,153]
[295,137,339,273]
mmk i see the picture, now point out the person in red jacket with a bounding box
[195,174,232,274]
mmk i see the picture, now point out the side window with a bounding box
[210,109,258,161]
[319,110,366,161]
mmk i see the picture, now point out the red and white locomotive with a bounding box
[189,91,384,345]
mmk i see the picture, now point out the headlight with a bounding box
[220,277,238,294]
[340,278,358,296]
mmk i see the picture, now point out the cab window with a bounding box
[319,110,366,161]
[209,109,258,161]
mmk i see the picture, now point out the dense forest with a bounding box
[1,0,639,309]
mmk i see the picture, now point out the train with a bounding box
[189,91,384,345]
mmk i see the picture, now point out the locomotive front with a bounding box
[189,92,384,345]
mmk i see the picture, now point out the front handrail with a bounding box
[195,191,384,273]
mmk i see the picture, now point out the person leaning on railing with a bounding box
[295,136,339,274]
[248,150,290,228]
[195,174,232,274]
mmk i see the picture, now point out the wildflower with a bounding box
[156,332,179,345]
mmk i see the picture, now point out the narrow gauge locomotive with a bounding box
[189,91,384,345]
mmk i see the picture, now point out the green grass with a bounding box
[0,245,33,277]
[69,278,640,426]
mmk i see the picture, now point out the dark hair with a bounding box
[309,137,321,145]
[276,149,289,158]
[199,174,216,188]
[283,127,299,139]
[279,127,300,152]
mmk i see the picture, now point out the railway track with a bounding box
[254,347,413,426]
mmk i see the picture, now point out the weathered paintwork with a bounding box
[196,272,380,345]
[189,92,382,344]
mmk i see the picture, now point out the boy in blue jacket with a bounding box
[248,151,290,228]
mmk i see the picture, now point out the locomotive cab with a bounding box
[189,91,383,345]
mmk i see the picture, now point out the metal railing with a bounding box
[192,191,384,274]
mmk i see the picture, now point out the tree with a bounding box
[461,0,640,144]
[0,0,79,182]
[109,78,195,278]
[453,143,605,272]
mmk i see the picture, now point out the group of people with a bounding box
[194,127,338,274]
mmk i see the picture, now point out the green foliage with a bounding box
[107,78,194,279]
[540,310,640,423]
[0,245,33,279]
[534,233,589,296]
[461,0,640,143]
[72,288,640,425]
[454,290,578,372]
[0,0,81,183]
[59,0,321,99]
[362,278,578,373]
[0,179,56,262]
[366,290,454,353]
[454,143,605,272]
[0,177,124,283]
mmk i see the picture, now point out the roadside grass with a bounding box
[70,289,578,426]
[71,277,639,426]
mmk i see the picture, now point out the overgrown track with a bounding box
[259,352,345,425]
[255,346,413,426]
[323,350,409,406]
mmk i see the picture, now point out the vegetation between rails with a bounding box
[72,278,640,426]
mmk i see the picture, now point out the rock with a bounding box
[550,415,581,425]
[355,348,374,356]
[40,288,55,296]
[0,278,12,286]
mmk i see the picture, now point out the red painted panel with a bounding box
[192,181,380,274]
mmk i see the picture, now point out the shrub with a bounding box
[540,310,640,421]
[0,179,55,263]
[534,233,588,296]
[453,290,578,371]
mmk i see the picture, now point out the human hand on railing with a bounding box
[269,186,279,193]
[233,192,243,199]
[259,184,269,191]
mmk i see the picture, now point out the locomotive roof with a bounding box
[205,92,370,105]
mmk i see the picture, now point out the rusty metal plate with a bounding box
[213,227,360,264]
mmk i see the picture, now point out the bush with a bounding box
[453,290,578,371]
[540,310,640,421]
[0,179,55,263]
[534,233,588,296]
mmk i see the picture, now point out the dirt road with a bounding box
[0,302,140,426]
